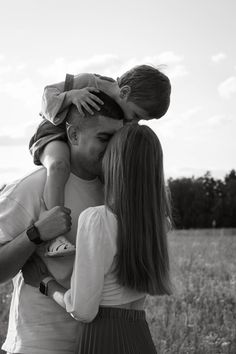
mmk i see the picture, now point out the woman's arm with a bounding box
[47,208,114,322]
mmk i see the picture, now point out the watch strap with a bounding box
[26,224,43,245]
[39,276,54,296]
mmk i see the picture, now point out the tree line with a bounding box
[168,170,236,229]
[1,169,236,229]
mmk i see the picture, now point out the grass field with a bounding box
[1,229,236,353]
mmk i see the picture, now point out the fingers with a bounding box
[61,207,72,231]
[76,104,85,117]
[60,206,71,215]
[86,90,104,105]
[74,87,104,117]
[86,87,100,93]
[81,102,95,115]
[83,98,101,112]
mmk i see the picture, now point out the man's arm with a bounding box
[22,254,67,308]
[0,231,36,283]
[0,206,72,284]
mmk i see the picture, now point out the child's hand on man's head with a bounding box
[68,87,104,117]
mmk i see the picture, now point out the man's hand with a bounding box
[68,88,104,116]
[22,254,49,287]
[35,206,72,242]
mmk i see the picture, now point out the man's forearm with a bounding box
[0,230,36,283]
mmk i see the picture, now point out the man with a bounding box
[0,93,124,354]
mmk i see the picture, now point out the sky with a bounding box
[0,0,235,185]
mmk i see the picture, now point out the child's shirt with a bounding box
[41,73,117,126]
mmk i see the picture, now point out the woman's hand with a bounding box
[67,88,104,116]
[22,254,50,287]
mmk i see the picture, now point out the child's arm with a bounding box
[41,73,104,125]
[40,139,76,257]
[40,140,70,209]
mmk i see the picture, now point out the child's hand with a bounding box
[68,87,104,117]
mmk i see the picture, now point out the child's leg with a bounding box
[40,140,70,209]
[40,140,75,257]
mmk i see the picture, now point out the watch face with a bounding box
[39,282,47,295]
[27,225,42,244]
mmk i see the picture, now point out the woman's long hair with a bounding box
[103,124,172,295]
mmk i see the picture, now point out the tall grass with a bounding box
[1,230,236,353]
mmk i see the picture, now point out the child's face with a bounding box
[117,88,150,121]
[122,100,150,122]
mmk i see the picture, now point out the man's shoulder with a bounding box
[1,168,46,201]
[0,169,47,243]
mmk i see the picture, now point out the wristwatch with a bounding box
[39,276,54,296]
[26,224,43,245]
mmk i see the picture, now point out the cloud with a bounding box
[37,52,188,82]
[156,51,184,64]
[0,56,27,77]
[181,107,202,120]
[0,64,12,75]
[218,76,236,99]
[143,52,188,79]
[0,166,21,173]
[167,65,188,79]
[206,114,232,127]
[37,54,120,81]
[0,78,41,108]
[145,106,203,140]
[0,135,28,146]
[211,53,227,63]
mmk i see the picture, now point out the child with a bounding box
[30,65,171,257]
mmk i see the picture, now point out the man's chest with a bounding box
[64,182,103,244]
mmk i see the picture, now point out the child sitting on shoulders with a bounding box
[29,65,171,257]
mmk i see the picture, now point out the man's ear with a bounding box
[120,85,131,100]
[67,125,79,145]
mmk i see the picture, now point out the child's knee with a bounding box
[47,159,70,177]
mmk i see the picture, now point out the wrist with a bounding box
[64,90,74,105]
[26,224,43,245]
[39,276,54,296]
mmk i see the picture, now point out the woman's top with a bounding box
[64,205,145,322]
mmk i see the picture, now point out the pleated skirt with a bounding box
[75,306,157,354]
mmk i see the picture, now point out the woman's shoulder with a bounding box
[79,206,117,244]
[80,205,116,222]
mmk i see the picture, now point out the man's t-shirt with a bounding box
[0,168,103,354]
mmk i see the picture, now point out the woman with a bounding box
[37,123,172,353]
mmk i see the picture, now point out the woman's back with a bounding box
[64,205,146,322]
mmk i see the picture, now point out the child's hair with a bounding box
[103,124,172,295]
[66,91,124,128]
[119,65,171,119]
